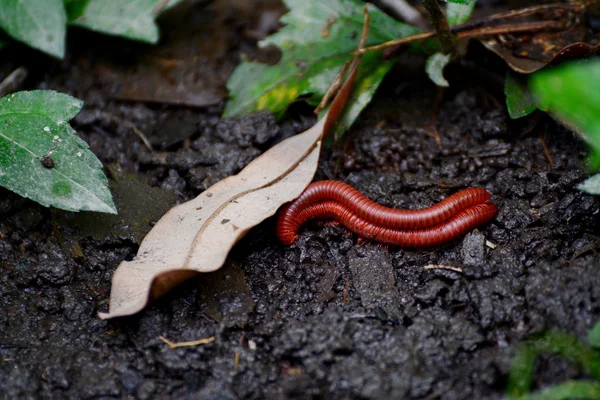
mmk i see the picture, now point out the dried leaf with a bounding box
[99,116,326,318]
[481,3,600,74]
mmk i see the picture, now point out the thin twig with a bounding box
[538,131,555,168]
[159,335,215,349]
[420,0,456,55]
[356,19,568,58]
[422,265,463,273]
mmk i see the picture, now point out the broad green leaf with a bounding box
[224,0,420,131]
[530,60,600,168]
[447,0,475,26]
[514,381,600,400]
[589,321,600,347]
[425,52,451,87]
[505,71,538,119]
[67,0,160,43]
[0,90,116,214]
[579,174,600,195]
[0,0,66,58]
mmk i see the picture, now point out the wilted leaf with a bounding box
[481,3,600,74]
[530,60,600,168]
[96,0,239,107]
[67,0,162,43]
[99,116,327,318]
[224,0,419,128]
[0,0,66,58]
[505,71,538,119]
[425,52,451,87]
[0,90,116,213]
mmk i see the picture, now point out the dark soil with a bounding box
[1,1,600,399]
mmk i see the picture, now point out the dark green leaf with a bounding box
[445,0,474,4]
[0,90,116,214]
[589,320,600,348]
[425,52,451,87]
[224,0,420,133]
[67,0,160,43]
[530,60,600,168]
[515,381,600,400]
[506,345,536,397]
[0,0,66,58]
[505,71,538,119]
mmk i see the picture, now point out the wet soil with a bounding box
[1,1,600,399]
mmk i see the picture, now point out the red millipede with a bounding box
[276,201,498,247]
[278,181,492,230]
[276,181,498,247]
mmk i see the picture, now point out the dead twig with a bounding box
[159,335,216,349]
[421,265,463,273]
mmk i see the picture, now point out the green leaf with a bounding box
[505,71,538,119]
[447,0,475,26]
[0,0,66,58]
[445,0,474,4]
[224,0,420,128]
[67,0,160,43]
[515,381,600,400]
[530,60,600,168]
[589,321,600,348]
[506,345,536,397]
[0,90,116,214]
[579,174,600,195]
[425,52,451,87]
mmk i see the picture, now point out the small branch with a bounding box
[159,335,215,349]
[420,0,456,55]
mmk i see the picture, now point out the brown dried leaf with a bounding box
[99,116,326,319]
[481,3,600,74]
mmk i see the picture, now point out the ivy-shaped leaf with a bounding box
[0,90,116,214]
[224,0,419,133]
[0,0,66,58]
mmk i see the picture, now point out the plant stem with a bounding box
[420,0,456,55]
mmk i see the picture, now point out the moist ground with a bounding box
[1,1,600,399]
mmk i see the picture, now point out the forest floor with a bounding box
[1,0,599,399]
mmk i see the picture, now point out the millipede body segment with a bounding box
[276,181,498,248]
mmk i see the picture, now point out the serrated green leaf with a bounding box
[505,71,538,119]
[447,0,475,26]
[0,90,116,214]
[425,52,451,87]
[224,0,420,133]
[67,0,160,43]
[0,0,66,58]
[530,60,600,170]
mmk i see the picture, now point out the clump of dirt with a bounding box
[1,1,600,399]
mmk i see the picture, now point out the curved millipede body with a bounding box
[277,181,491,230]
[276,201,498,247]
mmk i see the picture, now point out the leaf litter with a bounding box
[99,8,368,318]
